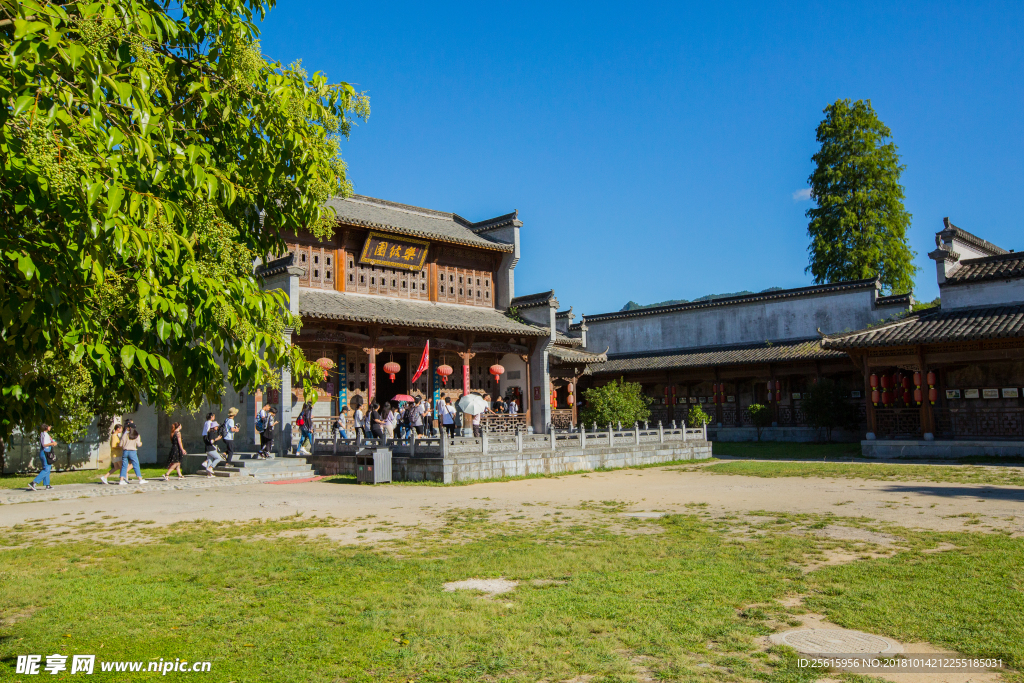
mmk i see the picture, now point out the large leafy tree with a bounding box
[0,0,369,441]
[805,99,916,294]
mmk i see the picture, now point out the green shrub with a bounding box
[687,404,712,427]
[579,378,651,428]
[747,403,772,441]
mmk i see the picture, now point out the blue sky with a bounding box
[258,1,1023,314]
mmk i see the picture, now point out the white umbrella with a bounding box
[457,394,489,415]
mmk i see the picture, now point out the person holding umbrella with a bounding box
[457,393,489,438]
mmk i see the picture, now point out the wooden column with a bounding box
[362,325,382,405]
[916,345,935,438]
[428,261,438,302]
[714,368,723,426]
[521,352,532,427]
[768,364,779,426]
[570,375,579,427]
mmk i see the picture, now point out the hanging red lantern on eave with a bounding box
[316,356,335,372]
[437,364,453,386]
[383,361,401,383]
[489,364,505,382]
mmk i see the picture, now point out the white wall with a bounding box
[941,279,1024,309]
[585,288,898,355]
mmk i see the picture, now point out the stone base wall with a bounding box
[710,426,863,443]
[304,441,711,483]
[861,439,1024,459]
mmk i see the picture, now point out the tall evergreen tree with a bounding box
[805,99,916,294]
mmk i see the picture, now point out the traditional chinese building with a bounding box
[248,195,601,447]
[822,219,1024,457]
[576,279,913,441]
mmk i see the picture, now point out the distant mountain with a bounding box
[619,287,785,312]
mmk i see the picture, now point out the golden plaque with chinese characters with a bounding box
[358,231,430,271]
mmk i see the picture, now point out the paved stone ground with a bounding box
[0,475,260,505]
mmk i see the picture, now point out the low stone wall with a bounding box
[304,440,711,483]
[710,426,863,443]
[862,439,1024,459]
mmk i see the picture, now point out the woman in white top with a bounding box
[28,424,56,491]
[384,404,397,440]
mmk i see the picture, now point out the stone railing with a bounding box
[308,420,706,458]
[480,413,528,434]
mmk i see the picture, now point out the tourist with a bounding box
[423,397,435,436]
[369,402,385,440]
[27,424,56,491]
[297,401,314,455]
[410,397,425,436]
[337,407,349,439]
[471,409,483,438]
[509,397,519,415]
[223,407,240,464]
[441,396,457,437]
[259,407,277,458]
[162,422,186,481]
[119,424,146,485]
[384,403,397,440]
[493,396,506,414]
[354,403,365,439]
[201,414,223,476]
[98,423,123,485]
[256,404,270,452]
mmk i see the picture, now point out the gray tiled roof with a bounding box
[590,338,845,375]
[299,289,548,336]
[876,292,914,306]
[584,279,880,322]
[325,195,515,252]
[511,290,558,309]
[822,304,1024,349]
[549,345,607,364]
[945,252,1024,286]
[555,332,584,347]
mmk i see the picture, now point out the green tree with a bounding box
[686,404,712,428]
[746,403,772,441]
[805,99,916,294]
[579,379,651,428]
[0,0,369,441]
[802,378,858,443]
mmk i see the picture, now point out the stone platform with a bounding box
[305,425,712,483]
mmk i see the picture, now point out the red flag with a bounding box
[411,340,429,384]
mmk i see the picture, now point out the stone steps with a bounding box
[184,453,317,481]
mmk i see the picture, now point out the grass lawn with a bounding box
[701,460,1024,487]
[711,441,864,459]
[0,466,169,489]
[0,511,1021,682]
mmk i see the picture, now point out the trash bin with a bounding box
[356,448,392,484]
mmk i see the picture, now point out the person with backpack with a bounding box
[118,424,146,485]
[223,407,240,464]
[258,406,277,458]
[162,422,186,481]
[296,402,314,456]
[201,413,222,475]
[410,397,425,436]
[368,402,385,440]
[27,424,56,491]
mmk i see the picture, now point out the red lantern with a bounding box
[489,364,505,382]
[316,356,335,372]
[927,371,936,385]
[383,361,401,383]
[926,371,937,405]
[437,364,453,386]
[567,394,575,406]
[880,375,890,390]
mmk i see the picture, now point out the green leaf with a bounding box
[12,95,35,117]
[121,345,137,369]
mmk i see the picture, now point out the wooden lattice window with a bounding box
[436,266,492,307]
[345,258,428,301]
[288,245,334,289]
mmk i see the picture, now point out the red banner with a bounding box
[411,341,429,384]
[462,363,470,397]
[368,362,376,402]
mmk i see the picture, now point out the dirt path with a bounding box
[2,466,1021,542]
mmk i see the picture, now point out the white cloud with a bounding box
[792,188,812,202]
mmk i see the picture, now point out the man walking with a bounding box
[223,407,240,464]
